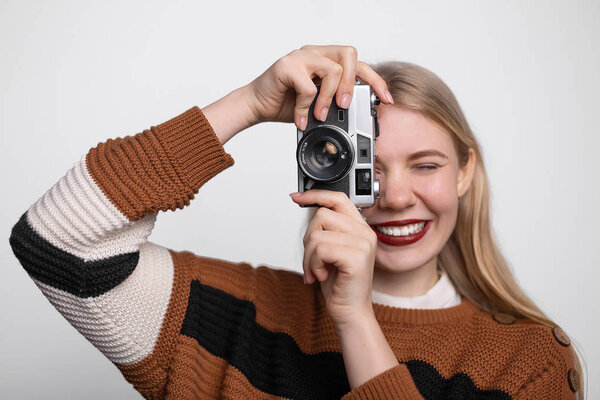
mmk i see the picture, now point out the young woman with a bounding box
[9,45,584,399]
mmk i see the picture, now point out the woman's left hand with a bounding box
[290,189,378,327]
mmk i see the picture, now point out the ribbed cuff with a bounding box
[341,364,424,400]
[152,106,235,193]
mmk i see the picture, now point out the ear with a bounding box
[457,148,476,198]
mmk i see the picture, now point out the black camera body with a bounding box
[296,81,381,208]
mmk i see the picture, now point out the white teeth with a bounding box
[375,222,427,237]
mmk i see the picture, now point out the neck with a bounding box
[372,257,439,297]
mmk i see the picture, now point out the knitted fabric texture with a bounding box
[9,106,578,399]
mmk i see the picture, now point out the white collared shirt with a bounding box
[371,269,462,309]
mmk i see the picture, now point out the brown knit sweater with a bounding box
[9,106,579,399]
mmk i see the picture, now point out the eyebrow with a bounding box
[407,149,448,161]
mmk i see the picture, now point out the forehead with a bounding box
[375,105,456,162]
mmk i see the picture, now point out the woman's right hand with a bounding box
[244,45,395,131]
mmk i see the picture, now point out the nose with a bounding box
[376,172,417,210]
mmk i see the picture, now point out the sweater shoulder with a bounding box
[468,306,578,391]
[471,307,574,356]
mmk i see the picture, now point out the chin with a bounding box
[374,252,431,273]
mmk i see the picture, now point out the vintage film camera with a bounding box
[296,81,381,208]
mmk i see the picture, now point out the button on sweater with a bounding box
[9,106,578,399]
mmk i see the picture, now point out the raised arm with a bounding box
[8,95,253,396]
[8,45,398,399]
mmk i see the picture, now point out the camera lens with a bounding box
[297,126,354,182]
[310,140,345,169]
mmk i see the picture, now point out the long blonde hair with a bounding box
[370,61,586,398]
[300,61,586,397]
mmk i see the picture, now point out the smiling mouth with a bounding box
[374,221,427,237]
[370,220,432,246]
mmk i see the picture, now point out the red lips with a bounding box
[371,220,431,246]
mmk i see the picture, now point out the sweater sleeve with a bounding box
[8,106,234,397]
[341,364,424,400]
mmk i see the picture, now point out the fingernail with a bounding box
[299,116,306,130]
[385,90,394,104]
[340,94,350,108]
[319,107,328,121]
[289,192,302,198]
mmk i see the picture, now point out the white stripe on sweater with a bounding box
[24,156,173,365]
[27,154,156,261]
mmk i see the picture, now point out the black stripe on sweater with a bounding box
[181,280,512,400]
[406,359,511,400]
[9,212,139,298]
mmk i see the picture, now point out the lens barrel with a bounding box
[297,125,354,183]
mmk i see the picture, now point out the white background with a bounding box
[1,0,598,398]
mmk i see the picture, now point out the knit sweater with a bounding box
[8,106,579,399]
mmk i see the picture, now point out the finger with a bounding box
[281,67,317,131]
[293,82,318,130]
[302,214,348,284]
[303,262,317,285]
[356,61,394,104]
[290,189,364,223]
[302,207,363,247]
[302,230,370,283]
[335,46,358,109]
[308,241,357,282]
[307,240,335,283]
[302,206,365,285]
[301,230,318,284]
[304,55,343,122]
[301,45,358,110]
[303,230,356,283]
[304,227,373,266]
[275,51,320,130]
[310,45,358,109]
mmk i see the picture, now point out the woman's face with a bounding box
[361,105,475,274]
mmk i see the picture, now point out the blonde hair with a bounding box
[301,61,586,397]
[376,61,585,397]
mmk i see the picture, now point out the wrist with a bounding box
[333,310,400,390]
[237,83,262,127]
[202,85,258,145]
[333,307,377,334]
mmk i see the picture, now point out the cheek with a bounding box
[414,170,459,218]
